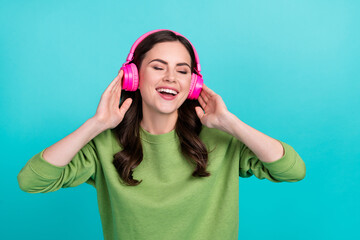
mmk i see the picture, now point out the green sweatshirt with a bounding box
[17,125,306,240]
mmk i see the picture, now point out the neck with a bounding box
[140,108,178,135]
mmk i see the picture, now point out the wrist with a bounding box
[88,117,109,133]
[218,111,238,135]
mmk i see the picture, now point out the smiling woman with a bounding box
[113,30,210,187]
[17,29,306,240]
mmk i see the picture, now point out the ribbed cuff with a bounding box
[29,148,66,179]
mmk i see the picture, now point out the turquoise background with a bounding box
[2,0,359,239]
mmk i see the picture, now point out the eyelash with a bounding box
[153,66,188,74]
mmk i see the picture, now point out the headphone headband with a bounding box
[124,29,202,77]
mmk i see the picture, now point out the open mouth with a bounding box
[158,92,177,96]
[156,88,179,97]
[155,88,179,100]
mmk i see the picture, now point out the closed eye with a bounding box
[153,67,187,74]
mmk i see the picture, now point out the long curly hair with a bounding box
[112,30,212,186]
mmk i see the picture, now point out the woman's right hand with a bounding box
[92,69,133,130]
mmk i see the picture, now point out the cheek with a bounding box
[138,75,150,90]
[184,78,192,91]
[139,80,157,99]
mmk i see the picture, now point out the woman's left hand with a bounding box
[195,84,230,130]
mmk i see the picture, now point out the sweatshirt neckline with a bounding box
[139,126,178,144]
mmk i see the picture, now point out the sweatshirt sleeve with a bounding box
[17,140,97,193]
[238,138,306,182]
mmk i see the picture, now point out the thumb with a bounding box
[119,98,133,116]
[195,106,204,119]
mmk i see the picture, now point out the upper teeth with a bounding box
[156,88,178,95]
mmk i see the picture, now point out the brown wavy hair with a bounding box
[111,30,212,186]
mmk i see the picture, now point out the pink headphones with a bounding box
[119,29,203,100]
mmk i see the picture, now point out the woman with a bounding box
[17,29,306,240]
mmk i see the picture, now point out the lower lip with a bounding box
[157,91,178,100]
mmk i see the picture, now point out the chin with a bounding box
[157,107,178,115]
[156,100,182,112]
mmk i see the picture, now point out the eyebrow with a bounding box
[148,58,191,69]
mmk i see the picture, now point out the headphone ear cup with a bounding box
[120,63,139,91]
[187,73,203,100]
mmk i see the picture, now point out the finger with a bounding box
[195,106,204,119]
[112,69,125,93]
[106,77,119,94]
[118,69,124,87]
[198,95,207,109]
[200,86,210,100]
[110,81,122,107]
[111,78,120,94]
[117,68,124,78]
[118,98,133,117]
[202,83,216,97]
[200,90,209,103]
[115,78,122,96]
[106,70,123,93]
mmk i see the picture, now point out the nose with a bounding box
[164,69,176,82]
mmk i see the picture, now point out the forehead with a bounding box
[145,41,191,64]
